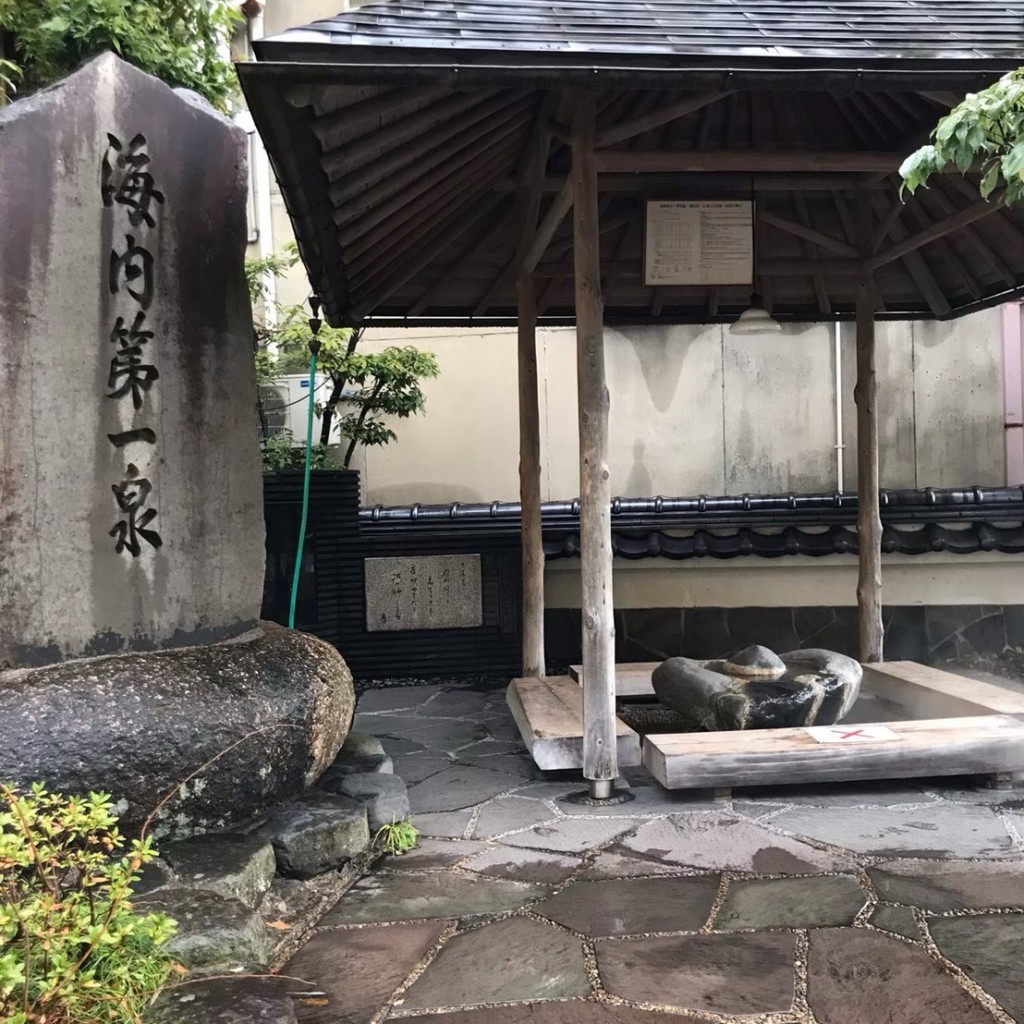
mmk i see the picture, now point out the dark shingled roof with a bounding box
[260,0,1024,64]
[240,2,1024,328]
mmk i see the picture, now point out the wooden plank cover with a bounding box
[866,661,1024,718]
[644,714,1024,790]
[570,662,657,697]
[506,676,641,771]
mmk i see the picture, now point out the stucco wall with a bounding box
[353,308,1008,506]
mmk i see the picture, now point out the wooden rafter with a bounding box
[595,90,730,148]
[758,210,859,258]
[594,151,912,173]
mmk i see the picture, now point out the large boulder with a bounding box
[652,645,862,731]
[0,625,354,839]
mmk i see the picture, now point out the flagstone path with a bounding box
[285,680,1024,1023]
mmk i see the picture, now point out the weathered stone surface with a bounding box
[584,849,690,880]
[382,838,485,872]
[372,716,489,752]
[774,804,1015,858]
[270,797,370,879]
[407,765,516,813]
[472,796,556,838]
[134,857,175,896]
[457,754,540,779]
[148,978,295,1024]
[597,932,796,1014]
[869,904,922,941]
[356,685,444,713]
[466,846,582,884]
[808,928,996,1023]
[868,858,1024,911]
[0,53,262,670]
[390,754,451,784]
[536,877,719,937]
[137,889,269,971]
[322,732,393,779]
[413,809,476,838]
[402,1008,701,1024]
[620,814,854,873]
[929,914,1024,1020]
[0,625,354,839]
[500,817,641,855]
[320,871,547,926]
[331,773,410,831]
[401,917,589,1010]
[284,921,445,1024]
[652,647,861,730]
[715,875,866,931]
[162,833,276,909]
[734,779,932,807]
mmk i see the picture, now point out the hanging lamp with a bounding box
[730,184,781,336]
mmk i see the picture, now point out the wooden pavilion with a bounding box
[240,0,1024,797]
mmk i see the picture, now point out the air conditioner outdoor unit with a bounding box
[258,373,353,446]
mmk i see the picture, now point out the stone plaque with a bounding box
[0,54,263,668]
[365,555,483,632]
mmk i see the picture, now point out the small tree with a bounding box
[249,248,439,469]
[0,0,240,109]
[901,69,1024,203]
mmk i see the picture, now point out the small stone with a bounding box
[808,928,995,1023]
[869,904,921,941]
[270,798,370,879]
[715,876,866,931]
[322,731,394,779]
[598,931,796,1014]
[868,858,1024,911]
[401,916,589,1010]
[136,889,269,971]
[148,978,295,1024]
[329,773,410,831]
[536,876,720,937]
[162,833,276,909]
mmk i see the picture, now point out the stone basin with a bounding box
[652,645,862,731]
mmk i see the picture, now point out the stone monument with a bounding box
[0,54,353,837]
[652,645,862,731]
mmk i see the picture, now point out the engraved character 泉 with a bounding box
[110,463,162,556]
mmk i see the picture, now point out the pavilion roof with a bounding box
[238,0,1024,327]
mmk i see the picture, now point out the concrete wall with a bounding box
[351,310,1008,505]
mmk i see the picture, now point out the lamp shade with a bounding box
[729,303,782,336]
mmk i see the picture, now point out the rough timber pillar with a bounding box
[572,91,616,796]
[517,272,545,677]
[855,194,883,663]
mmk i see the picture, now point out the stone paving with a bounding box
[285,680,1024,1023]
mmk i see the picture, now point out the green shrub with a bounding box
[0,783,177,1024]
[260,430,331,473]
[374,819,420,856]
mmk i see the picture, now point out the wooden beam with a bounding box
[758,209,859,258]
[923,182,1015,287]
[869,196,907,255]
[493,174,890,194]
[866,193,1005,273]
[855,193,883,664]
[572,91,616,792]
[793,194,830,315]
[595,91,730,148]
[519,177,574,275]
[517,275,545,678]
[312,85,450,147]
[594,150,909,174]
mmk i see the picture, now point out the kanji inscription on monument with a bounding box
[365,554,483,632]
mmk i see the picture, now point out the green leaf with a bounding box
[979,160,1001,198]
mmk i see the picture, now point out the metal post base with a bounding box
[589,778,614,800]
[562,779,634,808]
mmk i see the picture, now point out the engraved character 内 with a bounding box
[109,235,154,309]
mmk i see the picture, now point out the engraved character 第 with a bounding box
[110,235,154,310]
[101,133,165,227]
[107,311,159,409]
[110,463,163,556]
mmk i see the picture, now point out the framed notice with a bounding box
[644,200,753,287]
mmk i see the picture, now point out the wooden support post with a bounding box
[572,91,616,792]
[518,273,545,677]
[856,195,883,663]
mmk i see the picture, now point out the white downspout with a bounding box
[835,319,845,491]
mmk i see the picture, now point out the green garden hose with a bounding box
[288,331,320,628]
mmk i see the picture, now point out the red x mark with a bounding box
[833,728,867,739]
